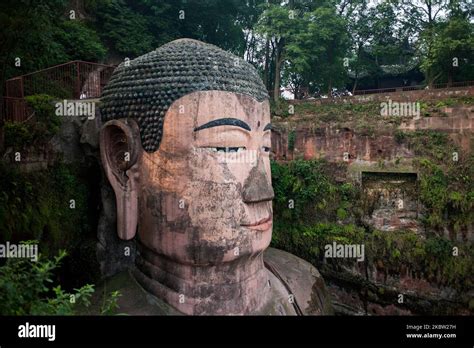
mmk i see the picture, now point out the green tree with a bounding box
[0,0,69,91]
[55,20,107,62]
[96,0,155,57]
[257,4,297,101]
[286,5,350,96]
[394,0,451,86]
[0,0,107,94]
[344,0,375,93]
[420,14,474,85]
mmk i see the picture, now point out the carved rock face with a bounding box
[99,39,284,314]
[137,90,273,265]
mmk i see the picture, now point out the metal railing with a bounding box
[5,60,116,100]
[353,80,474,96]
[1,60,116,123]
[0,97,33,123]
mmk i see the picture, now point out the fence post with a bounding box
[0,98,4,153]
[20,77,24,98]
[76,61,81,99]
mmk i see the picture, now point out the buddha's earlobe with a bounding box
[100,119,142,240]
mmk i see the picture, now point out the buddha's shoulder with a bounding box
[263,247,334,315]
[84,270,181,315]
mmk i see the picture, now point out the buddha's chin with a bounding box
[247,227,273,256]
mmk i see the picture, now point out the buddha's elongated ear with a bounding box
[100,119,142,240]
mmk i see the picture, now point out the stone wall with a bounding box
[272,125,415,163]
[1,100,134,278]
[361,172,422,233]
[323,262,472,315]
[272,106,473,164]
[2,144,57,172]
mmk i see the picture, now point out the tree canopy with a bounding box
[1,0,472,98]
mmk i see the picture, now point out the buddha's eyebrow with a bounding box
[194,118,251,132]
[263,123,272,131]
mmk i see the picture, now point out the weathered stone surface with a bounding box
[80,114,101,149]
[1,145,55,172]
[87,247,333,315]
[271,105,473,236]
[264,247,334,315]
[84,270,181,315]
[320,260,473,316]
[362,172,423,233]
[272,105,473,163]
[96,180,135,277]
[51,114,85,163]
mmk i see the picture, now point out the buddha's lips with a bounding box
[242,216,272,231]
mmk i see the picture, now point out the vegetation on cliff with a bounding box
[271,159,474,298]
[0,163,90,255]
[399,129,474,231]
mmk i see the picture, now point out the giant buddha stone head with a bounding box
[99,39,276,315]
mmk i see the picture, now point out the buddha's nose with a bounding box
[242,158,274,203]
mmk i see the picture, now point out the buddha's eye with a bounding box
[208,147,246,153]
[262,146,271,153]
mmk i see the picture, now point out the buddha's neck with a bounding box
[133,241,271,315]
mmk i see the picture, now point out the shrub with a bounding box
[3,122,34,148]
[25,94,61,137]
[0,247,94,315]
[4,94,60,149]
[287,130,296,151]
[271,159,359,225]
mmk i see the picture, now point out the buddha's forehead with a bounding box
[191,91,270,128]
